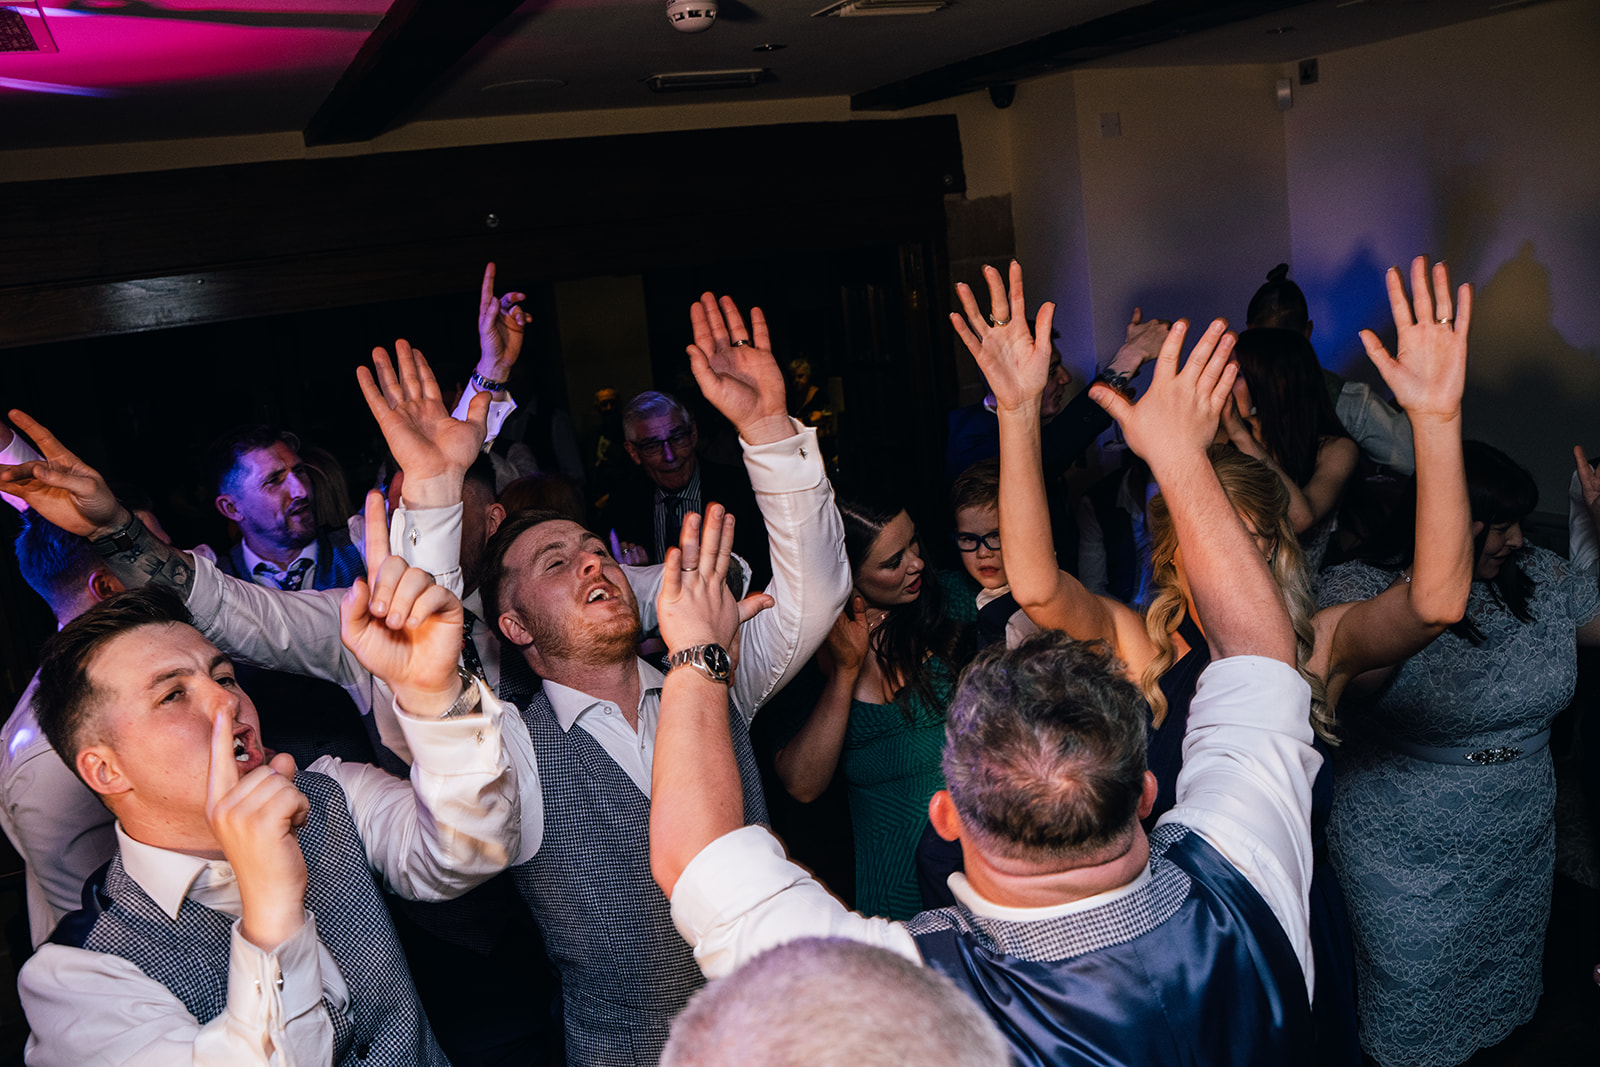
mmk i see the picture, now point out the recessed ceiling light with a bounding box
[752,43,786,52]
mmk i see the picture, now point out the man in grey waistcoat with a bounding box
[363,293,850,1065]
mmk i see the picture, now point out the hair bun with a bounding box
[1266,263,1290,282]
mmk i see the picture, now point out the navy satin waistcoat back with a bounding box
[909,826,1313,1066]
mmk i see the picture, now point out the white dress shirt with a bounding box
[18,681,532,1067]
[1570,468,1598,575]
[0,676,117,946]
[0,429,43,512]
[239,538,319,588]
[668,655,1321,1000]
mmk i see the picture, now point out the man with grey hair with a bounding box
[661,938,1008,1067]
[647,287,1320,1066]
[607,389,769,588]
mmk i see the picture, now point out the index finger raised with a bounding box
[207,702,240,810]
[362,489,390,582]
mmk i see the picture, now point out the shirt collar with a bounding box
[542,659,666,732]
[947,862,1152,923]
[240,537,319,585]
[974,584,1012,610]
[115,823,231,920]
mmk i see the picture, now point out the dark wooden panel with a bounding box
[1,118,965,293]
[304,0,531,146]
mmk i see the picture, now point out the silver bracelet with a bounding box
[471,370,506,392]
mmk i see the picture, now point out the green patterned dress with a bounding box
[839,570,976,920]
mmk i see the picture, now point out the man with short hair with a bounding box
[606,388,771,589]
[0,515,124,942]
[11,491,535,1067]
[363,293,849,1065]
[648,293,1319,1065]
[661,938,1009,1067]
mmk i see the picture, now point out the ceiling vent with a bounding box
[645,68,772,93]
[0,3,57,53]
[812,0,951,17]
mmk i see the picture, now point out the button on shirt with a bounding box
[542,661,666,795]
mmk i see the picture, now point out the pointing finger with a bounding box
[207,702,240,813]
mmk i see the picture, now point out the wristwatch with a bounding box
[439,667,484,719]
[666,643,733,684]
[471,370,507,392]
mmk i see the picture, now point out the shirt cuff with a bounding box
[454,379,518,451]
[740,421,824,495]
[184,553,228,627]
[670,824,805,942]
[390,502,464,596]
[393,679,506,776]
[225,913,324,1029]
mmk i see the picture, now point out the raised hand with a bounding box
[1360,257,1470,422]
[1089,319,1238,475]
[657,504,773,655]
[1108,307,1172,375]
[0,410,123,536]
[1219,392,1269,461]
[357,340,491,508]
[1576,446,1600,510]
[816,594,871,681]
[477,262,528,385]
[686,294,791,446]
[949,261,1056,413]
[205,705,309,952]
[340,491,467,717]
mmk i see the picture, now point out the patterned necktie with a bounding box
[660,492,685,561]
[272,558,315,591]
[461,609,487,682]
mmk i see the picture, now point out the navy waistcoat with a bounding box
[908,824,1313,1067]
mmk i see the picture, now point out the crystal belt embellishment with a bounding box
[1464,746,1522,765]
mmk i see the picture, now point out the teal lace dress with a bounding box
[1318,547,1600,1066]
[839,570,976,920]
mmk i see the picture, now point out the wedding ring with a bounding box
[731,339,752,347]
[988,315,1010,327]
[1436,317,1452,326]
[682,564,698,571]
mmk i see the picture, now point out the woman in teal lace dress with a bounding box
[774,495,974,919]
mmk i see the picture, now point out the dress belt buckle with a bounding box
[1463,745,1522,765]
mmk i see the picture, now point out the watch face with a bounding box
[703,644,732,677]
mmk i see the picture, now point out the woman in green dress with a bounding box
[774,495,975,920]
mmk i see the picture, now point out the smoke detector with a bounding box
[665,0,718,33]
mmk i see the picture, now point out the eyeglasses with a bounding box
[631,428,693,459]
[953,530,1001,552]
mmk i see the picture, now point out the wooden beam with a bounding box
[303,0,530,146]
[850,0,1307,111]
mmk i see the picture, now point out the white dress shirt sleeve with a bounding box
[389,502,465,597]
[1159,655,1320,996]
[1569,469,1599,575]
[670,824,920,980]
[728,422,851,720]
[317,680,544,887]
[0,427,43,513]
[454,380,517,451]
[19,915,334,1067]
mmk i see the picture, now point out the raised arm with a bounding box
[1314,258,1473,698]
[686,292,850,716]
[949,264,1154,672]
[1572,446,1600,576]
[773,597,870,802]
[1092,321,1294,663]
[1221,399,1358,535]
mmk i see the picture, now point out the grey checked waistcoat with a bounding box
[511,687,768,1067]
[50,771,449,1067]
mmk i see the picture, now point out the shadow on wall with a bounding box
[1462,241,1600,509]
[1305,245,1390,384]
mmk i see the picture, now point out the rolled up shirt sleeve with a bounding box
[1161,655,1320,996]
[671,824,919,980]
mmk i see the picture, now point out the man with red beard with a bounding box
[367,292,850,1066]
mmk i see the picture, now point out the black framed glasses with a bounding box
[631,428,693,458]
[953,530,1001,552]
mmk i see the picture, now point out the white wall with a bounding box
[1284,0,1600,508]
